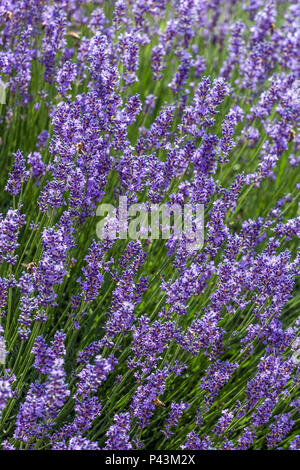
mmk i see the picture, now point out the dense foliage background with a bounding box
[0,0,299,450]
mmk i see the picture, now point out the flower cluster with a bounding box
[0,0,298,452]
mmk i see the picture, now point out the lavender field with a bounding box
[0,0,299,451]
